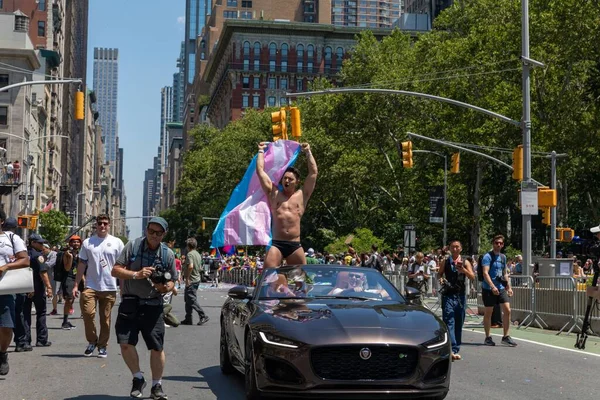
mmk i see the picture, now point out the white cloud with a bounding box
[177,16,185,25]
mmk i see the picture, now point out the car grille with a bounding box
[310,345,418,380]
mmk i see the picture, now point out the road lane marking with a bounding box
[465,329,600,358]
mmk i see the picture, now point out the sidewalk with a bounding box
[422,296,600,355]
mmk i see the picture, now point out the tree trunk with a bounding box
[470,162,484,255]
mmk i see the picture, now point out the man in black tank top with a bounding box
[438,240,475,361]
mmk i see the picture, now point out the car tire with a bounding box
[244,332,261,400]
[220,320,235,375]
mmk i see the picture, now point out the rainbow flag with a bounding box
[212,140,301,247]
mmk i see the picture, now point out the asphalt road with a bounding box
[2,287,598,400]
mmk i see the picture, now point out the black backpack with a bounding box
[370,253,384,272]
[477,251,505,281]
[54,252,65,282]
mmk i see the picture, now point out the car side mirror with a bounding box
[228,285,250,300]
[405,286,421,303]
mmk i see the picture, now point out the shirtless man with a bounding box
[256,141,317,268]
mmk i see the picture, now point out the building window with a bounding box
[0,74,8,89]
[240,11,252,19]
[307,61,313,73]
[253,59,260,71]
[253,77,260,88]
[242,94,249,108]
[38,21,46,36]
[243,41,250,56]
[227,0,238,6]
[38,0,45,11]
[280,78,288,90]
[0,106,7,125]
[307,44,314,59]
[0,0,3,9]
[268,96,276,107]
[324,46,332,71]
[223,10,237,18]
[280,97,288,106]
[15,15,28,31]
[297,61,303,73]
[242,0,252,7]
[243,59,249,71]
[281,61,287,72]
[281,43,288,58]
[268,77,276,89]
[296,79,303,91]
[269,43,277,58]
[297,44,304,58]
[242,76,250,88]
[269,60,276,72]
[253,95,260,108]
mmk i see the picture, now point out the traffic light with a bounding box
[538,188,557,207]
[540,207,551,225]
[271,108,287,141]
[17,216,29,228]
[512,145,523,181]
[557,227,574,242]
[290,107,302,140]
[201,220,206,231]
[75,90,84,120]
[451,153,460,174]
[29,215,38,230]
[401,141,413,168]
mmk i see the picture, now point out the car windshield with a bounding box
[257,266,403,302]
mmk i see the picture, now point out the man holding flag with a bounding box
[256,142,317,268]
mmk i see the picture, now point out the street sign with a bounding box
[520,181,538,215]
[404,225,416,250]
[27,195,34,200]
[428,186,444,224]
[18,195,26,200]
[404,224,416,231]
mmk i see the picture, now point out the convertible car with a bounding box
[220,265,451,399]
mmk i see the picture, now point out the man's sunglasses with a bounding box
[147,228,165,236]
[494,241,504,245]
[348,273,362,279]
[97,221,109,226]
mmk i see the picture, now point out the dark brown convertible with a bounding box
[220,265,451,399]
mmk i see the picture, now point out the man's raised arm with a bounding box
[301,143,318,203]
[256,142,273,195]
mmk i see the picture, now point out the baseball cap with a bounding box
[69,235,82,242]
[591,225,600,234]
[307,248,315,256]
[29,233,48,243]
[2,217,17,230]
[148,216,168,232]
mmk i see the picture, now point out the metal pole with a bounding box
[521,0,533,276]
[443,155,448,247]
[550,151,557,258]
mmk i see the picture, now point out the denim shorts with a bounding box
[0,294,16,328]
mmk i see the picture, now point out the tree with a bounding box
[38,210,70,246]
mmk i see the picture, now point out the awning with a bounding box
[39,49,61,68]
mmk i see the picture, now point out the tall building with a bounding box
[172,41,185,123]
[142,168,156,234]
[331,0,402,28]
[93,47,119,172]
[404,0,453,20]
[160,86,173,170]
[184,0,210,87]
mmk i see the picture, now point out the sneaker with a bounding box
[130,377,147,398]
[502,336,518,347]
[84,343,96,357]
[151,383,168,400]
[36,341,52,347]
[15,344,33,352]
[197,316,210,326]
[62,322,76,330]
[97,347,107,358]
[0,352,9,375]
[180,319,193,325]
[50,309,58,315]
[484,336,496,346]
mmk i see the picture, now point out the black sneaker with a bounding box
[151,383,168,400]
[84,343,96,357]
[180,319,193,325]
[197,316,210,326]
[502,336,518,347]
[484,336,496,346]
[97,347,107,358]
[36,341,52,347]
[62,322,76,330]
[15,344,33,352]
[0,352,8,375]
[130,377,146,398]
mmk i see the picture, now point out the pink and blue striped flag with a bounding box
[212,140,301,247]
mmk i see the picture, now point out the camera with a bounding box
[149,259,173,285]
[438,278,455,296]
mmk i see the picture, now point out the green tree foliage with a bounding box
[173,0,600,256]
[116,235,129,245]
[325,228,387,255]
[38,210,70,246]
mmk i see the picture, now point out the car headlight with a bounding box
[259,331,300,349]
[422,332,448,349]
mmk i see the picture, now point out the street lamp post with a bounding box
[413,150,447,247]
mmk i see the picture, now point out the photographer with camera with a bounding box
[438,240,474,361]
[59,236,82,329]
[111,217,177,400]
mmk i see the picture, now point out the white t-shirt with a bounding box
[79,234,124,291]
[0,232,27,266]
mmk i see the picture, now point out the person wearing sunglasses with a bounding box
[73,214,125,358]
[480,235,517,347]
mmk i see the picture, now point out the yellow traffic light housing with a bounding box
[557,227,574,242]
[29,215,38,230]
[451,153,460,174]
[540,207,551,225]
[290,107,302,140]
[512,145,523,181]
[75,90,84,120]
[538,188,557,208]
[271,108,287,141]
[17,216,29,229]
[401,141,413,168]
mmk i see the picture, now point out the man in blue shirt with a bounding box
[481,235,517,347]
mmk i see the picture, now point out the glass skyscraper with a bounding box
[184,0,209,85]
[93,47,119,170]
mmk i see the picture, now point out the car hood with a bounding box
[251,298,444,346]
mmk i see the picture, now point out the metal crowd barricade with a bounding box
[508,275,538,329]
[534,276,578,334]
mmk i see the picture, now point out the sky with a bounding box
[87,0,185,238]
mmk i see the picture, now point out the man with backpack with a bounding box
[480,235,517,347]
[367,244,384,272]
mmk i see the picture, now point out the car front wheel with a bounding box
[219,319,235,375]
[244,332,261,400]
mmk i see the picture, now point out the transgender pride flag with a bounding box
[211,140,301,247]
